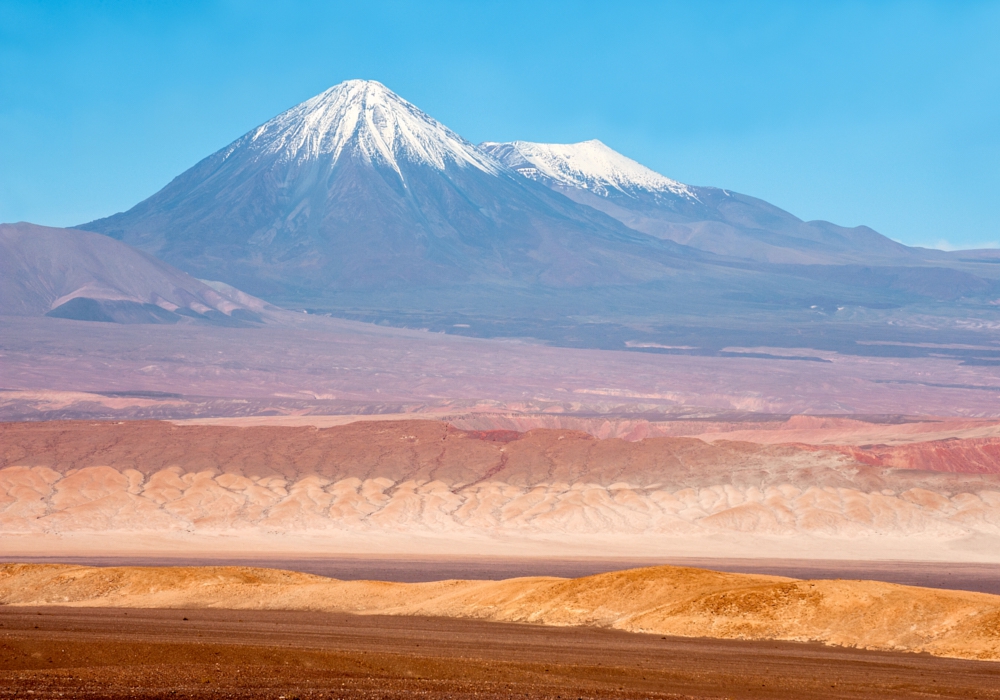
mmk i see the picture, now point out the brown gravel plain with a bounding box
[3,606,1000,700]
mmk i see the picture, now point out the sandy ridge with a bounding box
[2,563,999,662]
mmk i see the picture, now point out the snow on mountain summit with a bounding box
[242,80,499,176]
[480,139,694,199]
[83,79,676,296]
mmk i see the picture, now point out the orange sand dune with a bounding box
[2,563,999,662]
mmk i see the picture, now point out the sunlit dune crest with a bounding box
[3,563,999,662]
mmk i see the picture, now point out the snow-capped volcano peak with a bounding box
[480,139,694,198]
[242,80,499,176]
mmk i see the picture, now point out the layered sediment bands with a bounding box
[2,420,999,541]
[2,462,999,538]
[0,418,890,486]
[2,563,1000,661]
[825,439,1000,474]
[449,413,1000,446]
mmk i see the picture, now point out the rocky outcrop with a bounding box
[824,439,1000,474]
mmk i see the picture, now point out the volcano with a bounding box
[81,80,702,300]
[77,80,1000,351]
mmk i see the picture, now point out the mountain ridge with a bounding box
[0,222,269,325]
[478,139,696,198]
[481,139,917,265]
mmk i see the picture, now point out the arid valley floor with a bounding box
[6,297,1000,696]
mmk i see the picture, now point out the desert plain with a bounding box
[4,412,1000,696]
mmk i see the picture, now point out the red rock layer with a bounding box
[4,419,1000,491]
[0,419,857,487]
[822,439,1000,474]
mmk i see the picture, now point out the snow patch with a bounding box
[481,139,695,199]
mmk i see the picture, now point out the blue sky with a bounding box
[2,0,998,249]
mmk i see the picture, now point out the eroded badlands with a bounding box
[2,420,999,559]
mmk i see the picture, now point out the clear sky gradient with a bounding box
[2,0,998,249]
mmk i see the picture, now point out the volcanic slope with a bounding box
[3,563,1000,662]
[482,139,923,265]
[75,80,1000,352]
[0,222,269,325]
[79,80,705,300]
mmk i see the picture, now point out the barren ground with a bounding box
[4,554,1000,594]
[5,313,1000,420]
[2,606,1000,700]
